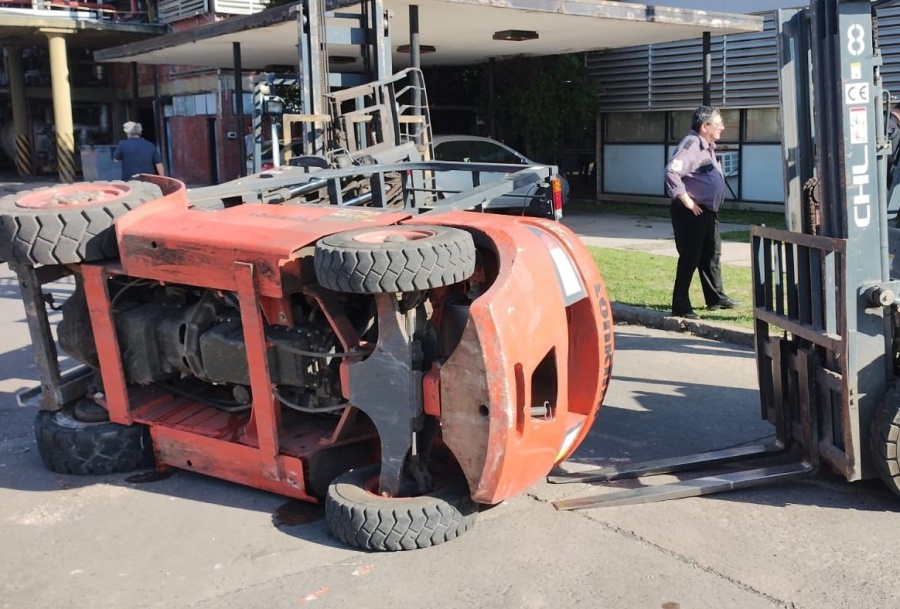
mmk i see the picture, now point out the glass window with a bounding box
[606,112,665,143]
[719,109,740,143]
[467,141,523,164]
[746,108,781,142]
[434,140,473,162]
[670,111,693,140]
[669,108,739,142]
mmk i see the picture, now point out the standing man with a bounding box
[664,106,739,320]
[113,121,164,180]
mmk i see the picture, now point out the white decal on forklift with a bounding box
[845,83,870,105]
[847,23,865,56]
[851,145,871,228]
[549,247,582,297]
[555,421,585,463]
[850,63,862,80]
[849,106,868,144]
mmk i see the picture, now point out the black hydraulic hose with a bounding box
[272,388,348,414]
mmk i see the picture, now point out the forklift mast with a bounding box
[754,0,896,482]
[248,0,394,171]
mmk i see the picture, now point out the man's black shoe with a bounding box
[674,311,700,320]
[708,297,741,311]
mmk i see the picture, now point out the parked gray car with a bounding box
[432,135,569,219]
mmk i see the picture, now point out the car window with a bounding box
[434,140,473,162]
[468,141,523,164]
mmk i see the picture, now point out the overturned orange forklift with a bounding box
[2,70,613,551]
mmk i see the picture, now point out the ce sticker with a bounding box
[845,82,870,105]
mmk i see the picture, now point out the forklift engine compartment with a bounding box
[8,173,613,552]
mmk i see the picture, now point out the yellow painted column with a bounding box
[43,29,76,184]
[6,47,33,176]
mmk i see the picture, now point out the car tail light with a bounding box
[551,177,563,220]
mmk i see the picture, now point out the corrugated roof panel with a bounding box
[588,13,777,111]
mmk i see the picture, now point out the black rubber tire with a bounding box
[870,381,900,496]
[0,180,163,265]
[34,406,155,476]
[325,464,478,551]
[314,225,476,294]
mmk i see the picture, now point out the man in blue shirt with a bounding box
[664,106,740,319]
[113,121,164,180]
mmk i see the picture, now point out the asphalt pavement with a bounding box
[561,210,752,268]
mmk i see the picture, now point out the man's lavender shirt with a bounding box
[664,130,726,212]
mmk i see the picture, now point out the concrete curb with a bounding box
[611,303,755,347]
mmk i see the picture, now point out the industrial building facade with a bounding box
[587,3,900,209]
[0,1,266,184]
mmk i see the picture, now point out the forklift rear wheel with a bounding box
[870,382,900,496]
[34,402,155,476]
[314,225,476,294]
[0,180,163,265]
[325,463,478,551]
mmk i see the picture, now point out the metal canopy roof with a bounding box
[0,10,164,49]
[94,0,763,69]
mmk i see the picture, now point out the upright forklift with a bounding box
[551,0,900,508]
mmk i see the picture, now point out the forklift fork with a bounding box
[550,340,821,510]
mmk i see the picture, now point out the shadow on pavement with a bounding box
[556,328,900,513]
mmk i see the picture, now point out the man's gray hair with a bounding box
[690,106,720,132]
[123,121,143,136]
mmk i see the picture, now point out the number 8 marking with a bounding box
[848,23,865,56]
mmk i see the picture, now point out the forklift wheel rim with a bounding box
[16,182,132,209]
[363,474,446,499]
[351,228,437,244]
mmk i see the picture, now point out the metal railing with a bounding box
[0,0,153,23]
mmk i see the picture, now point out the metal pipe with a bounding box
[234,42,246,176]
[409,5,421,145]
[153,68,164,174]
[409,5,420,69]
[489,58,496,138]
[130,61,139,120]
[702,32,712,106]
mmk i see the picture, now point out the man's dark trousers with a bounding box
[670,200,727,315]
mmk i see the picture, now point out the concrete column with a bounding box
[6,47,33,176]
[44,29,76,183]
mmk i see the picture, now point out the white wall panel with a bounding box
[741,145,783,203]
[603,145,665,195]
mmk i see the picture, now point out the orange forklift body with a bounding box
[78,176,612,505]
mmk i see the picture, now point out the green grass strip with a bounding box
[587,246,754,328]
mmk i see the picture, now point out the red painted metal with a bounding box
[16,182,132,208]
[423,363,441,417]
[351,227,437,243]
[413,212,613,504]
[117,203,412,298]
[82,263,133,425]
[234,261,282,481]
